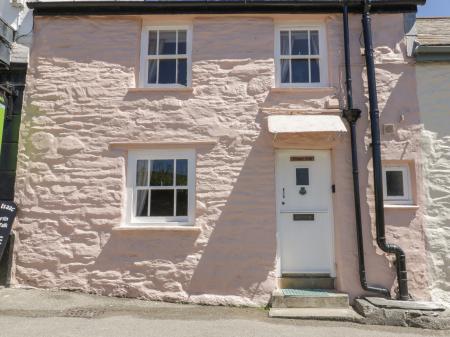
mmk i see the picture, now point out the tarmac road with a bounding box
[0,288,447,337]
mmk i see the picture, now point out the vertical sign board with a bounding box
[0,201,16,261]
[0,95,5,155]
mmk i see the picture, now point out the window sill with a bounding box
[113,225,201,232]
[384,204,419,210]
[109,139,217,150]
[270,86,335,94]
[128,87,193,93]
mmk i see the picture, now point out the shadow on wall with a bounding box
[88,131,277,300]
[187,131,277,300]
[378,65,420,126]
[349,63,397,294]
[33,17,140,68]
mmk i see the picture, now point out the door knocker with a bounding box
[299,187,307,195]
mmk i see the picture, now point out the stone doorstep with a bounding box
[354,298,450,330]
[271,289,350,309]
[277,276,335,290]
[269,307,363,322]
[365,297,447,311]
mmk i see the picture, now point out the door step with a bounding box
[269,307,363,322]
[278,276,335,289]
[271,289,349,309]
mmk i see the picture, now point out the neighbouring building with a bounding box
[0,0,31,284]
[10,0,435,307]
[415,17,450,307]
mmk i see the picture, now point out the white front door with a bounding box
[276,150,335,276]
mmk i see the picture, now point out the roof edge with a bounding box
[27,1,424,16]
[416,45,450,53]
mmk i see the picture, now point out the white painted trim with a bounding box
[274,23,328,88]
[110,140,217,150]
[384,204,419,210]
[114,225,201,232]
[125,148,196,227]
[268,115,347,134]
[139,24,193,88]
[382,165,413,205]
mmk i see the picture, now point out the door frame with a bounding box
[275,149,336,278]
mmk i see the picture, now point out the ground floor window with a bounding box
[382,164,413,205]
[126,149,196,226]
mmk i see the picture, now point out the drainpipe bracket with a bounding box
[343,108,362,124]
[363,0,372,12]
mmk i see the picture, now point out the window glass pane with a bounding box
[148,60,157,84]
[292,59,309,83]
[148,31,157,55]
[386,171,404,196]
[136,190,149,217]
[280,31,290,55]
[310,31,320,55]
[296,168,309,186]
[150,160,174,186]
[311,59,320,83]
[291,30,309,55]
[150,190,174,216]
[136,160,148,186]
[281,59,290,83]
[176,189,188,216]
[178,30,187,54]
[159,30,177,55]
[159,59,176,84]
[177,59,187,86]
[176,159,188,186]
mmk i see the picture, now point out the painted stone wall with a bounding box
[12,13,429,305]
[417,63,450,307]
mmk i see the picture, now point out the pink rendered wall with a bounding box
[12,13,430,305]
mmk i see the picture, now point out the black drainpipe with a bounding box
[342,2,390,298]
[361,0,409,300]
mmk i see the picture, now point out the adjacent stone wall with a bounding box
[417,63,450,307]
[12,13,430,305]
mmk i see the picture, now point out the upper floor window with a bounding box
[382,165,413,205]
[275,25,327,87]
[126,149,196,226]
[140,26,192,87]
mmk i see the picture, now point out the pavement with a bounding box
[0,287,448,337]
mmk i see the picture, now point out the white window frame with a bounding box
[274,24,328,88]
[382,165,413,205]
[125,149,196,226]
[139,25,193,88]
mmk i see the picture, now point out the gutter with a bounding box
[27,0,425,16]
[415,45,450,62]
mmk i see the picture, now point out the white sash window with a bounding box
[140,25,192,88]
[275,25,328,87]
[126,149,196,226]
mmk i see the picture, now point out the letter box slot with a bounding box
[293,213,315,221]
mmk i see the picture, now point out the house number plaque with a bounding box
[0,201,17,261]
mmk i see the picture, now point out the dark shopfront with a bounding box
[0,18,27,285]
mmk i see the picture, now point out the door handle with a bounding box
[282,188,285,199]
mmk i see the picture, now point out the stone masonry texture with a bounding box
[12,14,432,306]
[417,63,450,307]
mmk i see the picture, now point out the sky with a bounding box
[417,0,450,17]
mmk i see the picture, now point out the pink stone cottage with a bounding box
[10,0,434,307]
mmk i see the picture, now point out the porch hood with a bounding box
[268,115,347,134]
